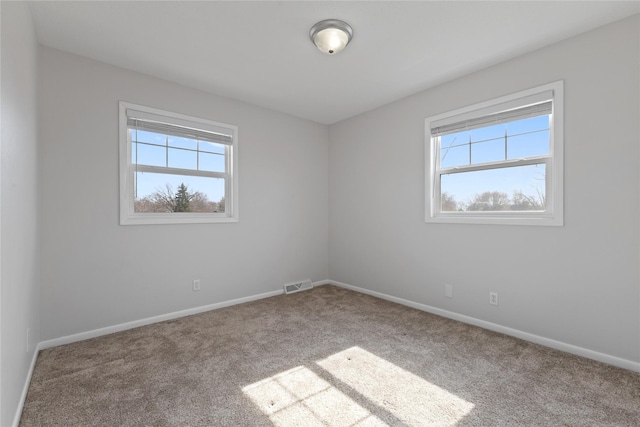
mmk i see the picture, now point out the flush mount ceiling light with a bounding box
[309,19,353,55]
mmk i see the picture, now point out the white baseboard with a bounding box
[39,287,295,350]
[20,281,321,425]
[39,280,329,350]
[15,286,297,425]
[17,278,638,426]
[328,280,640,373]
[12,343,41,427]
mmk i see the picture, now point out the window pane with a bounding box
[441,164,546,212]
[505,115,549,135]
[440,114,550,168]
[134,172,226,213]
[507,129,549,159]
[199,152,225,173]
[134,130,165,146]
[168,135,197,151]
[440,132,470,168]
[199,141,225,155]
[168,148,197,170]
[472,137,504,164]
[471,122,505,142]
[136,143,166,167]
[506,115,549,159]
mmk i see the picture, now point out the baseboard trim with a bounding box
[20,285,323,426]
[20,277,638,427]
[328,280,640,373]
[12,343,41,427]
[39,285,306,350]
[39,280,330,350]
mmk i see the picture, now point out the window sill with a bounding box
[120,213,238,226]
[425,213,563,227]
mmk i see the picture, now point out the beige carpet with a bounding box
[20,285,640,426]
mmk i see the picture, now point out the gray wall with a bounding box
[39,47,329,340]
[329,15,640,363]
[1,2,41,425]
[4,8,639,425]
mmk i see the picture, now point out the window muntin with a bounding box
[440,115,550,168]
[119,102,238,225]
[425,81,563,226]
[131,130,227,172]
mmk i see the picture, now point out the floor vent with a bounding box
[284,279,313,294]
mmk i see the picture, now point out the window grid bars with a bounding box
[129,128,229,210]
[504,129,508,161]
[130,137,225,171]
[441,126,549,164]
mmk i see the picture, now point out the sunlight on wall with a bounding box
[242,347,474,426]
[242,365,384,426]
[317,347,474,425]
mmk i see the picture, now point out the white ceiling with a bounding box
[28,1,640,125]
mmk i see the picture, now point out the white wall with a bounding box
[39,47,329,341]
[1,2,41,425]
[329,15,640,364]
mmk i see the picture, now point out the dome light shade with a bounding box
[310,19,353,55]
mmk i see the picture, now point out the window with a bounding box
[119,102,238,225]
[425,81,563,226]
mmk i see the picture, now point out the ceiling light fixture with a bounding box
[309,19,353,55]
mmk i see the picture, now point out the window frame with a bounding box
[425,81,564,226]
[119,101,239,225]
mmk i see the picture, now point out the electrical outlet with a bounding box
[489,292,499,306]
[192,279,201,292]
[445,284,453,298]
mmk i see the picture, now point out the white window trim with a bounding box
[119,101,239,225]
[425,81,564,226]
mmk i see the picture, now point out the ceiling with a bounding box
[28,1,639,125]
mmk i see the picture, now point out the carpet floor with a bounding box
[20,285,640,426]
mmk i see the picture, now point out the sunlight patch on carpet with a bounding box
[242,365,385,426]
[316,347,475,426]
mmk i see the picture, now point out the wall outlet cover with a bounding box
[490,292,499,306]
